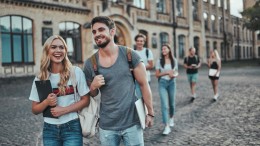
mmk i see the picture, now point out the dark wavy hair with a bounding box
[160,44,175,69]
[91,16,115,30]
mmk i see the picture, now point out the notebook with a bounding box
[135,98,147,129]
[35,80,57,118]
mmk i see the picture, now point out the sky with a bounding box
[230,0,243,17]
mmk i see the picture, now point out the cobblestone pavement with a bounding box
[0,63,259,146]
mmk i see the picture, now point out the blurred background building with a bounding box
[0,0,259,77]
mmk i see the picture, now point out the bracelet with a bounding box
[147,114,154,117]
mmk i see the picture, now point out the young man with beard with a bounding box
[83,16,154,146]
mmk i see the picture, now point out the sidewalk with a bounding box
[0,63,259,146]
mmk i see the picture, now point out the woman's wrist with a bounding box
[147,114,154,118]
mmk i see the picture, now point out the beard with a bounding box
[95,36,111,49]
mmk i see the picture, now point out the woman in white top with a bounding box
[29,35,90,146]
[207,49,221,101]
[155,44,178,135]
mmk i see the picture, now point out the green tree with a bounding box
[241,1,260,31]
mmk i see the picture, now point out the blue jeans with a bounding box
[43,119,82,146]
[158,78,176,124]
[99,124,144,146]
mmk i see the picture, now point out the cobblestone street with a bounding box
[0,62,259,146]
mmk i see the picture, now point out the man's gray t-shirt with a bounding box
[83,46,141,130]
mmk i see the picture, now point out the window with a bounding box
[192,0,199,20]
[219,16,223,32]
[211,15,216,32]
[218,0,221,7]
[206,41,210,58]
[157,0,166,13]
[0,15,33,64]
[210,0,215,5]
[224,0,227,10]
[59,22,82,63]
[177,0,184,17]
[257,33,260,40]
[193,36,200,55]
[204,12,208,30]
[213,42,217,50]
[160,32,169,46]
[133,0,145,9]
[178,35,185,58]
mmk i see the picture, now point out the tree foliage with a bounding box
[241,1,260,31]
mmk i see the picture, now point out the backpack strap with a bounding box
[90,53,99,75]
[126,47,135,81]
[146,48,149,59]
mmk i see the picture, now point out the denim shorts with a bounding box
[99,124,144,146]
[187,73,198,83]
[43,119,82,146]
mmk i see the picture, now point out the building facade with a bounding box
[0,0,258,77]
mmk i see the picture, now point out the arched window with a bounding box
[213,41,217,50]
[0,15,33,64]
[159,32,169,47]
[221,42,224,58]
[178,35,185,58]
[157,0,166,13]
[219,16,223,32]
[210,0,215,5]
[177,0,184,17]
[59,22,82,63]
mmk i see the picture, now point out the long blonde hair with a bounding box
[38,35,72,95]
[214,49,221,61]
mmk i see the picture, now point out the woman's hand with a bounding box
[51,106,66,117]
[46,93,57,106]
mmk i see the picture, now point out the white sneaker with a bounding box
[169,118,174,127]
[162,126,171,135]
[213,93,219,101]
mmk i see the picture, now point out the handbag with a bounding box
[209,68,220,77]
[70,66,101,138]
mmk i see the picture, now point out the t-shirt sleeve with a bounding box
[29,77,40,102]
[75,67,90,96]
[131,49,142,68]
[148,49,154,61]
[155,59,161,70]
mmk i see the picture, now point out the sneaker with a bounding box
[213,93,219,101]
[169,118,174,127]
[162,126,171,135]
[191,93,196,100]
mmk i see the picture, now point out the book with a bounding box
[135,98,147,129]
[209,69,220,77]
[35,80,57,118]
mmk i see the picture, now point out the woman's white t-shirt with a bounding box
[29,66,89,125]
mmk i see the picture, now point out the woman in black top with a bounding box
[207,49,221,101]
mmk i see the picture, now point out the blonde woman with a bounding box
[29,35,90,145]
[207,49,221,101]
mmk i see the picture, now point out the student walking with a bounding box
[29,35,90,146]
[134,33,154,98]
[207,49,221,101]
[155,44,178,135]
[183,47,201,100]
[83,16,154,146]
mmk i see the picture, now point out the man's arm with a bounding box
[146,60,154,70]
[133,62,154,127]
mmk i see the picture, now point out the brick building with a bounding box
[0,0,258,77]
